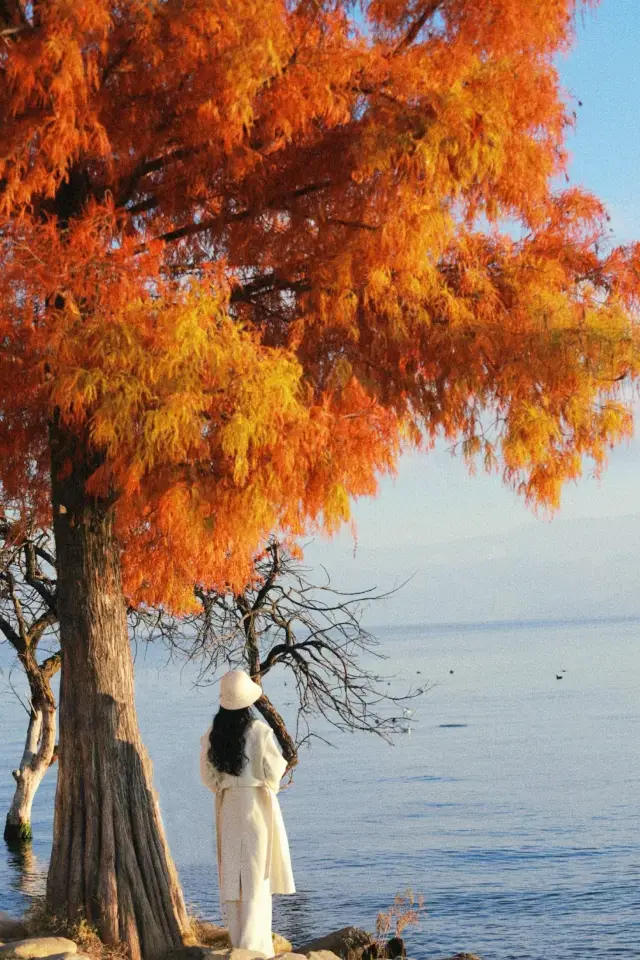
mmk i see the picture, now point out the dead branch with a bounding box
[145,538,422,767]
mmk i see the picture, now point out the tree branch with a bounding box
[23,542,57,613]
[28,610,57,649]
[4,569,28,646]
[157,539,421,759]
[117,146,201,208]
[254,692,298,770]
[0,0,29,32]
[252,542,281,612]
[0,610,21,648]
[143,179,333,246]
[230,273,311,304]
[394,0,443,54]
[40,650,62,682]
[327,217,380,231]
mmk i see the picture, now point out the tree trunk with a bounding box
[4,701,56,843]
[47,426,188,960]
[5,645,59,844]
[254,694,298,771]
[241,603,299,771]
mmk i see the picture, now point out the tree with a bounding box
[146,539,420,770]
[0,516,60,843]
[1,0,639,955]
[0,523,412,835]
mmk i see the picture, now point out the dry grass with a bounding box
[24,900,128,960]
[22,903,287,960]
[375,889,426,955]
[187,915,291,955]
[185,916,229,950]
[23,902,233,959]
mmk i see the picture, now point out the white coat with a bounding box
[200,719,296,903]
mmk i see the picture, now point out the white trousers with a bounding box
[224,882,273,958]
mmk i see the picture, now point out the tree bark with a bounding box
[239,595,299,770]
[47,425,188,960]
[4,643,59,844]
[254,694,298,771]
[4,701,56,843]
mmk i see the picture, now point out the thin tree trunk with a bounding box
[240,596,299,770]
[4,642,59,844]
[4,702,56,843]
[236,596,298,770]
[254,694,298,771]
[47,426,188,960]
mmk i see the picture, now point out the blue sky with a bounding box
[308,1,640,624]
[560,0,640,245]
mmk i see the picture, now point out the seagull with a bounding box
[403,707,415,719]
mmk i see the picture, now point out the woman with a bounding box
[200,670,295,958]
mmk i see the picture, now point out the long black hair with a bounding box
[208,706,254,776]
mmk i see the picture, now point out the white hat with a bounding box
[219,670,263,710]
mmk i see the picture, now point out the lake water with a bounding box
[1,618,639,959]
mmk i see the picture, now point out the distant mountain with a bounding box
[305,513,640,626]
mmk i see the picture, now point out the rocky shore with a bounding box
[0,910,480,960]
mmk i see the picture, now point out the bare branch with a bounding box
[254,692,298,770]
[4,569,28,647]
[153,538,420,755]
[29,609,57,649]
[252,541,281,611]
[40,650,61,681]
[23,541,57,613]
[0,610,21,647]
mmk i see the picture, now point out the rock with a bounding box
[295,928,373,960]
[439,955,482,960]
[306,953,342,960]
[0,940,78,960]
[0,915,28,942]
[359,949,378,960]
[385,938,406,959]
[273,954,307,960]
[167,950,266,960]
[174,927,291,960]
[166,949,215,960]
[272,935,292,955]
[45,955,91,960]
[205,951,267,960]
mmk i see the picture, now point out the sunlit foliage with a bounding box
[1,0,638,608]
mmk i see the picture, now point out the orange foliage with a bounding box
[0,0,638,609]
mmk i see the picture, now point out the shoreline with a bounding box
[0,909,478,960]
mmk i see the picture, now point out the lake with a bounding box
[1,617,639,959]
